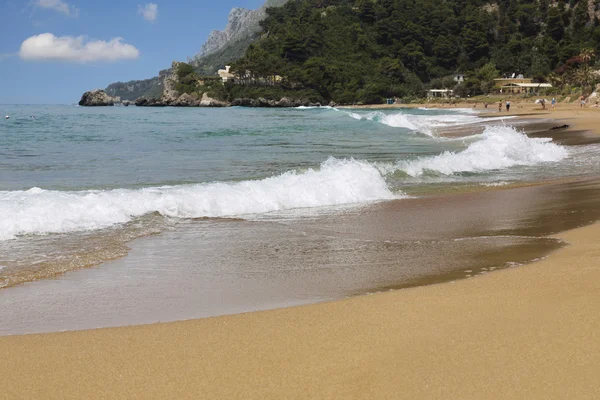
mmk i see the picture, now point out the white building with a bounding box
[428,89,454,99]
[218,66,235,83]
[454,74,466,83]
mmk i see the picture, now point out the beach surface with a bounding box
[2,222,600,399]
[3,102,600,398]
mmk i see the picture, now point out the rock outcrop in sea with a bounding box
[103,0,289,100]
[78,89,117,106]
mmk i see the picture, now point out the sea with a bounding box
[2,104,600,334]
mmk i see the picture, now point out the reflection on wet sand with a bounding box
[2,178,600,335]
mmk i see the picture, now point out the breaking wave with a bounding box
[339,109,509,136]
[0,126,569,241]
[388,125,568,176]
[0,158,397,241]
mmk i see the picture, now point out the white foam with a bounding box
[295,105,333,109]
[481,181,510,187]
[393,125,568,176]
[338,109,509,136]
[0,158,397,241]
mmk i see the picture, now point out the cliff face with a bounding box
[105,72,167,101]
[103,0,289,101]
[198,0,289,57]
[199,8,255,57]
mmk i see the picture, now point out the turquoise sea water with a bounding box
[2,104,600,334]
[0,105,487,191]
[1,105,599,258]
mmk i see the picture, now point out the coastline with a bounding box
[2,222,600,399]
[3,102,600,398]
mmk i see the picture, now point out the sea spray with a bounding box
[334,109,510,136]
[0,158,397,240]
[392,125,568,176]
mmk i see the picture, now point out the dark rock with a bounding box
[79,89,116,106]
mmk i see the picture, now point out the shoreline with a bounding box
[2,104,600,332]
[4,176,600,336]
[2,100,600,397]
[2,221,599,398]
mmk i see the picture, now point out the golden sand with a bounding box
[2,102,600,399]
[2,223,600,399]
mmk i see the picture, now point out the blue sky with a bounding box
[0,0,265,104]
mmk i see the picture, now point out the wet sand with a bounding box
[2,101,600,398]
[3,178,600,336]
[2,221,599,399]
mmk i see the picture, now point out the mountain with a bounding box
[197,0,290,58]
[104,0,289,100]
[227,0,600,104]
[105,72,166,101]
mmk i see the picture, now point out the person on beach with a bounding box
[551,98,556,110]
[506,100,511,112]
[581,96,586,108]
[499,101,502,112]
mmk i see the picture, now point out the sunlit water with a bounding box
[2,104,600,334]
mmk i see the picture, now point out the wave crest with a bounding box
[392,126,568,176]
[0,158,397,240]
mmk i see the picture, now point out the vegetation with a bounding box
[105,77,163,101]
[192,36,259,76]
[174,63,228,101]
[227,0,600,103]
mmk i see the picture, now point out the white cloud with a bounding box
[138,3,158,22]
[35,0,78,17]
[19,33,140,63]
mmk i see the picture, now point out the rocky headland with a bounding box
[78,89,118,106]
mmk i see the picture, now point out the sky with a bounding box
[0,0,265,104]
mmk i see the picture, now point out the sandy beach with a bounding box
[2,102,600,399]
[2,221,599,399]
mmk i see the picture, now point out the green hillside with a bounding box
[230,0,600,104]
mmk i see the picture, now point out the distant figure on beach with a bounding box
[580,96,586,108]
[484,102,488,108]
[506,100,511,112]
[498,101,502,112]
[551,98,556,110]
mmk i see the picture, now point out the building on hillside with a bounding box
[427,89,454,99]
[493,77,533,88]
[218,66,235,83]
[454,74,466,83]
[494,77,552,94]
[218,65,283,86]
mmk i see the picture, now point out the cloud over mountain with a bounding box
[19,33,140,63]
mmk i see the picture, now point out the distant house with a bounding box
[454,74,466,83]
[217,65,283,86]
[493,77,533,87]
[493,78,552,94]
[428,89,454,99]
[218,66,235,83]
